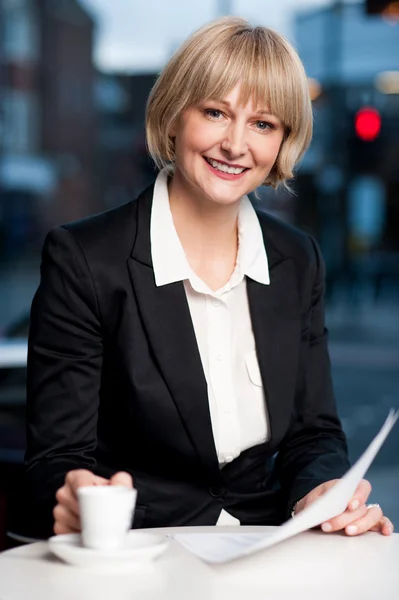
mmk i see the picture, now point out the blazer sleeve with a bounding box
[274,236,351,519]
[24,226,111,537]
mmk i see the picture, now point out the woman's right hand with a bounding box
[53,469,133,534]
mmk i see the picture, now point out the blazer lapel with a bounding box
[127,188,221,480]
[247,236,301,448]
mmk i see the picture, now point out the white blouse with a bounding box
[150,168,271,524]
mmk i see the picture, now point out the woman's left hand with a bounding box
[294,478,394,536]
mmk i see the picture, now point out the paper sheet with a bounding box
[174,409,399,564]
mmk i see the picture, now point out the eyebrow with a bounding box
[217,99,279,120]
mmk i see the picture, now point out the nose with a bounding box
[220,121,248,159]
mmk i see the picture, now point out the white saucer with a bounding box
[48,531,169,570]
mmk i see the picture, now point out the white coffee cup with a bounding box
[77,485,137,551]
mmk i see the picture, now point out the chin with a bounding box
[199,179,248,205]
[202,189,243,206]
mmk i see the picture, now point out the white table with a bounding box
[0,526,398,600]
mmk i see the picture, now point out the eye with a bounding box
[255,120,275,132]
[204,108,224,120]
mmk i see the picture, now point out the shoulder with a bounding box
[46,184,154,262]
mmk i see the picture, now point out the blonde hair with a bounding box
[146,17,313,189]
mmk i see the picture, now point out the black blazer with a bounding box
[24,184,350,538]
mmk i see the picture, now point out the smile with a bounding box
[203,156,249,180]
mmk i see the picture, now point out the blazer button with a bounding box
[209,486,226,498]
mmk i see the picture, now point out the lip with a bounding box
[203,156,248,181]
[204,156,249,169]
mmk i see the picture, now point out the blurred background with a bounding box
[0,0,398,547]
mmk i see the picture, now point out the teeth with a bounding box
[206,158,245,175]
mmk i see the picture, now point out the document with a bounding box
[173,409,399,564]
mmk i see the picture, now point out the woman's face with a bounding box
[171,83,285,208]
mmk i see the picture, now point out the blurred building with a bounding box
[95,72,157,207]
[294,1,399,284]
[0,0,96,258]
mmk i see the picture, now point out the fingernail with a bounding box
[385,526,393,535]
[350,499,360,510]
[322,523,333,532]
[346,525,358,535]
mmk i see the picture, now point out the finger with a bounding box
[381,517,394,536]
[55,485,80,518]
[109,471,133,488]
[54,521,78,535]
[66,469,109,498]
[370,516,394,536]
[348,479,372,511]
[343,504,384,536]
[321,503,369,533]
[53,504,81,533]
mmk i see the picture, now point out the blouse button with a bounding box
[209,486,226,498]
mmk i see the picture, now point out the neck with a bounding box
[168,171,240,263]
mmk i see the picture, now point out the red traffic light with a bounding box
[355,107,381,141]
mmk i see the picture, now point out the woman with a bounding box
[25,17,393,538]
